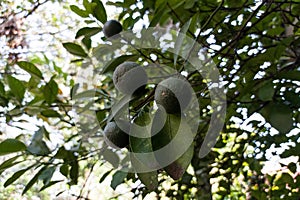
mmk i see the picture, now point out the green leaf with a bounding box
[277,71,300,81]
[4,163,36,187]
[71,89,96,100]
[70,83,79,99]
[39,166,56,185]
[151,110,195,180]
[17,61,43,79]
[82,36,92,50]
[70,5,89,18]
[287,162,297,173]
[0,81,5,96]
[22,166,47,195]
[7,75,26,103]
[261,103,293,133]
[102,149,119,168]
[102,54,137,74]
[4,169,29,187]
[257,81,274,101]
[43,77,58,104]
[41,109,61,118]
[149,3,169,27]
[60,164,69,178]
[0,139,26,156]
[83,0,97,13]
[285,91,300,107]
[27,127,51,156]
[75,27,102,39]
[39,180,63,192]
[130,112,158,191]
[174,18,192,66]
[69,160,79,185]
[0,155,22,175]
[107,95,132,122]
[275,173,294,185]
[62,42,88,57]
[92,0,107,23]
[99,170,112,183]
[110,170,127,189]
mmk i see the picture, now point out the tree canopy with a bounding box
[0,0,300,199]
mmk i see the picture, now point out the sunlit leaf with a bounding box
[70,5,89,18]
[75,27,102,39]
[92,0,107,23]
[41,109,61,118]
[7,75,26,103]
[17,61,43,79]
[62,42,88,57]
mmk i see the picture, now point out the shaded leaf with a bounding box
[130,112,158,191]
[174,18,192,66]
[149,3,169,27]
[102,54,137,74]
[261,103,294,133]
[27,127,51,156]
[43,77,58,104]
[277,71,300,81]
[102,149,120,168]
[69,159,79,185]
[60,164,69,178]
[0,81,5,96]
[39,166,56,185]
[111,170,127,189]
[39,180,63,192]
[257,81,274,101]
[151,110,195,180]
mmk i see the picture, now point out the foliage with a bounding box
[0,0,300,199]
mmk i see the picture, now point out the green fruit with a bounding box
[103,20,122,38]
[154,75,192,114]
[103,121,130,149]
[113,62,148,95]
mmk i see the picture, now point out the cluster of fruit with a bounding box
[102,20,193,182]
